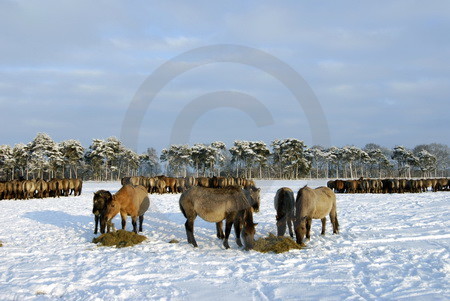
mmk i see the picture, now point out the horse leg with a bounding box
[234,217,243,247]
[131,216,138,233]
[330,210,339,234]
[184,218,198,247]
[321,217,326,235]
[223,219,234,249]
[94,215,99,234]
[276,214,287,237]
[216,221,224,239]
[139,215,144,232]
[305,218,312,240]
[121,212,127,230]
[287,215,294,238]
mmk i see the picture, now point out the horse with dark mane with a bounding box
[274,187,295,237]
[294,185,339,245]
[92,190,116,234]
[179,186,257,250]
[99,185,150,234]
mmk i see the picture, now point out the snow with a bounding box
[0,180,449,300]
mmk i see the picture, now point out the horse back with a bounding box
[115,185,149,216]
[296,186,336,219]
[274,187,295,215]
[180,186,249,223]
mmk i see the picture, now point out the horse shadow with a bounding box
[24,210,94,241]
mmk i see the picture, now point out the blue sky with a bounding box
[1,1,449,153]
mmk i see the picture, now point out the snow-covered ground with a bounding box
[0,180,449,300]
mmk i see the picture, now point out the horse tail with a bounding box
[179,203,188,218]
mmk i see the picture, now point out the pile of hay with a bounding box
[0,240,3,247]
[253,233,303,254]
[92,230,147,248]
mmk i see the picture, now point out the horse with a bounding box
[274,187,295,237]
[215,185,261,240]
[179,186,257,250]
[294,185,339,245]
[92,190,116,234]
[100,185,150,234]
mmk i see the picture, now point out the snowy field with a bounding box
[0,180,449,301]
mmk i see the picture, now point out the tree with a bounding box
[414,143,449,177]
[417,150,437,177]
[210,141,227,176]
[85,139,108,180]
[249,141,270,178]
[271,138,309,179]
[229,141,253,178]
[392,146,417,178]
[160,145,191,177]
[12,143,30,179]
[139,148,161,176]
[0,145,15,180]
[28,133,62,179]
[60,139,84,178]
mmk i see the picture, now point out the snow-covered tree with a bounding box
[12,143,30,179]
[160,144,191,177]
[249,141,270,178]
[60,139,84,178]
[417,150,437,177]
[230,141,255,178]
[28,133,62,179]
[139,148,161,176]
[0,145,15,180]
[392,146,418,178]
[210,141,227,176]
[271,138,309,179]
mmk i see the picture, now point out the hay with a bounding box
[253,233,303,254]
[92,230,147,248]
[0,240,3,247]
[169,239,179,244]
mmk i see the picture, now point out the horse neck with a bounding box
[243,208,254,225]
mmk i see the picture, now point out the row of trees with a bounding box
[0,133,448,181]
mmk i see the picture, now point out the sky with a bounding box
[1,0,449,153]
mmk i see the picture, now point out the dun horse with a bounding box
[100,185,150,234]
[215,186,261,240]
[179,186,257,250]
[274,187,295,237]
[294,185,339,245]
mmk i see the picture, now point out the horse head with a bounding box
[93,190,112,215]
[96,190,114,234]
[244,186,261,213]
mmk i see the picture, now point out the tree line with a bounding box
[0,133,448,181]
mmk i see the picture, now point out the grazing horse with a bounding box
[294,185,339,245]
[179,186,257,250]
[215,186,261,240]
[100,185,150,234]
[274,187,295,237]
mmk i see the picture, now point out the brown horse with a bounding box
[294,185,339,245]
[274,187,295,237]
[100,185,150,234]
[179,186,257,250]
[92,190,116,234]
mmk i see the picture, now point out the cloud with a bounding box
[1,1,449,151]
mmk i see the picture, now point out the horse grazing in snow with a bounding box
[294,185,339,246]
[100,185,150,234]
